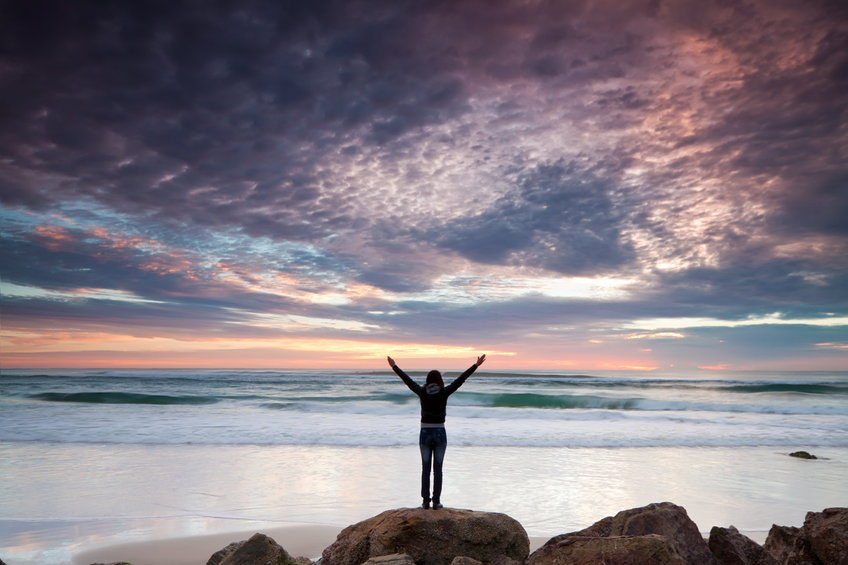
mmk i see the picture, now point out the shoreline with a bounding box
[71,522,549,565]
[3,444,842,564]
[68,518,768,565]
[72,523,344,565]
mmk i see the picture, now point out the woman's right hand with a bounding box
[476,354,486,366]
[387,356,396,367]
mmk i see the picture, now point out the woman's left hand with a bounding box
[476,354,486,366]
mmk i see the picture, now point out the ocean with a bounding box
[2,368,847,564]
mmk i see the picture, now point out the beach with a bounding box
[73,522,547,565]
[3,443,846,564]
[72,523,344,565]
[2,369,846,564]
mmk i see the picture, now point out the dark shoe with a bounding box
[422,499,430,509]
[432,502,443,509]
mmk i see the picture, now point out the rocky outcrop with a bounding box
[201,504,848,565]
[208,541,245,565]
[206,533,301,565]
[765,507,848,564]
[529,502,716,565]
[804,507,848,565]
[788,452,817,460]
[708,525,776,565]
[528,533,687,565]
[320,508,529,565]
[766,525,808,565]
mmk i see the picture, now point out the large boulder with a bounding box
[803,507,848,565]
[208,541,245,565]
[763,526,807,565]
[207,533,300,565]
[765,507,848,565]
[527,533,687,565]
[530,502,717,565]
[708,526,776,565]
[320,507,530,565]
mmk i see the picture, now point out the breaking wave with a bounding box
[29,392,219,405]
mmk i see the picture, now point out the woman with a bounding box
[387,354,486,509]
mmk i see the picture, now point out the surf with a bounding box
[29,392,219,405]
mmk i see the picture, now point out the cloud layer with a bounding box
[1,0,846,369]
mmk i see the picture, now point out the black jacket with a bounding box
[392,363,479,424]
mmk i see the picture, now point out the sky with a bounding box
[1,0,847,372]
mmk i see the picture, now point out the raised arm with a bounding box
[445,354,486,394]
[388,355,422,394]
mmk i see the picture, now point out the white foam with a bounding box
[1,370,846,448]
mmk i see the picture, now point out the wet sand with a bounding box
[73,524,342,565]
[4,444,841,564]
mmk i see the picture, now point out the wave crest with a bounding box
[459,392,640,410]
[29,392,219,405]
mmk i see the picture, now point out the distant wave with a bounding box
[29,392,219,405]
[721,383,848,395]
[458,392,641,410]
[260,402,297,410]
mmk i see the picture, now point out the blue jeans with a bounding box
[419,427,447,502]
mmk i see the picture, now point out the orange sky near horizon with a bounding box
[2,329,844,373]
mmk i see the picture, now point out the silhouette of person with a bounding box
[387,354,486,509]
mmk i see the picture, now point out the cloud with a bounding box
[1,0,846,368]
[434,160,635,274]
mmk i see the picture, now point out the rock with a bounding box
[765,508,848,564]
[320,507,530,565]
[708,525,776,565]
[802,507,848,565]
[210,533,299,565]
[788,451,817,460]
[364,554,417,565]
[527,533,687,565]
[208,541,246,565]
[531,502,716,565]
[764,525,808,564]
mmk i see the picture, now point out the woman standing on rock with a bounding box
[387,354,486,510]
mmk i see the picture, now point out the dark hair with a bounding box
[426,370,444,389]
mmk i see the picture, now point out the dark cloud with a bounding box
[654,263,848,314]
[0,225,213,299]
[0,295,243,338]
[435,161,635,274]
[768,171,848,238]
[0,0,495,248]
